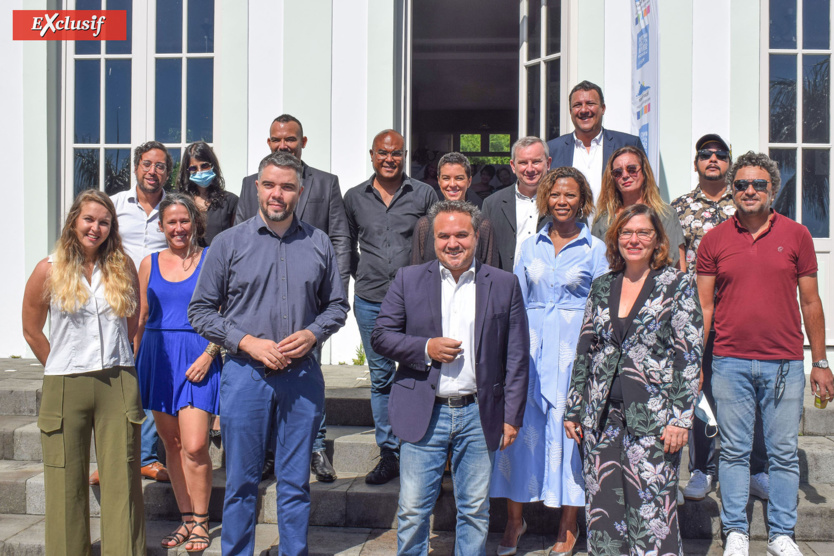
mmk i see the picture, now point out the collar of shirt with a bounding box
[732,209,777,237]
[535,220,592,247]
[126,184,166,208]
[438,258,477,284]
[572,129,604,148]
[693,185,733,205]
[252,212,303,239]
[363,173,414,197]
[514,184,536,202]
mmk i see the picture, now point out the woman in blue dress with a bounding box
[135,192,221,552]
[491,168,609,556]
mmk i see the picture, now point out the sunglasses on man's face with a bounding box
[697,149,730,162]
[611,165,642,180]
[733,179,770,192]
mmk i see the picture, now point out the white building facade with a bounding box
[2,0,831,360]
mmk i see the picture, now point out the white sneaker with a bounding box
[682,470,714,500]
[750,472,770,500]
[724,532,750,556]
[767,535,803,556]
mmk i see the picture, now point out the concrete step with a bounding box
[1,518,833,556]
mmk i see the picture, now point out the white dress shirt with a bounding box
[572,130,604,215]
[110,185,168,271]
[428,260,477,397]
[514,185,539,265]
[44,258,134,375]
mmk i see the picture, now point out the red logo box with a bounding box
[13,10,126,41]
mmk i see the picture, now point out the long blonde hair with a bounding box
[48,190,136,318]
[594,145,669,226]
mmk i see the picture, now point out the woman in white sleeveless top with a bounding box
[22,189,145,556]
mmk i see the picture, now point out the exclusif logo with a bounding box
[13,10,126,41]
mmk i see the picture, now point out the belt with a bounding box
[435,394,477,408]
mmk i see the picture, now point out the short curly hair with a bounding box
[535,167,595,219]
[726,151,781,197]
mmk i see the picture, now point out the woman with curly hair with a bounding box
[176,141,238,246]
[22,189,145,555]
[591,146,686,271]
[565,204,703,556]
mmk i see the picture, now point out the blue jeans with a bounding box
[140,408,159,466]
[311,344,327,453]
[398,402,494,556]
[219,357,324,556]
[712,356,805,539]
[354,295,398,453]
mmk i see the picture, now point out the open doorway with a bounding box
[409,0,519,196]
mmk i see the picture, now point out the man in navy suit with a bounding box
[371,200,529,556]
[547,81,644,207]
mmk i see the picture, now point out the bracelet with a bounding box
[204,343,221,358]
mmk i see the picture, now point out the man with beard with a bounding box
[189,152,349,555]
[371,200,528,555]
[343,129,437,485]
[697,152,833,556]
[234,114,350,482]
[482,136,552,272]
[102,141,173,485]
[672,135,769,504]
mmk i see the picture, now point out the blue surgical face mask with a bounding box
[189,169,216,188]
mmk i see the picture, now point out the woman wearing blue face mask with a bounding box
[176,141,238,246]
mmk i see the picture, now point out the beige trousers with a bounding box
[38,366,146,556]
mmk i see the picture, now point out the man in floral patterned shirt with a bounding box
[673,135,769,504]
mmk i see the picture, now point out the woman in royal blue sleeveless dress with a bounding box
[135,192,220,552]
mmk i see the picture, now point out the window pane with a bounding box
[156,0,183,54]
[155,59,182,143]
[166,148,181,191]
[769,54,797,143]
[545,0,561,55]
[186,58,213,142]
[527,65,541,137]
[75,59,100,144]
[188,0,214,53]
[105,0,132,54]
[76,0,101,54]
[546,59,560,141]
[74,149,100,197]
[770,0,797,49]
[489,134,511,152]
[105,60,131,144]
[803,54,830,143]
[104,148,131,195]
[770,148,797,220]
[460,134,481,152]
[804,0,830,49]
[803,149,830,238]
[526,0,541,60]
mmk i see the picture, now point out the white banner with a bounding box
[631,0,659,173]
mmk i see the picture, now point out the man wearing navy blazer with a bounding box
[371,200,529,556]
[233,114,350,483]
[547,81,644,207]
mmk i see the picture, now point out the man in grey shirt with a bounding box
[189,152,349,556]
[343,129,437,485]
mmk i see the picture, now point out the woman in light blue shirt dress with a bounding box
[491,168,608,556]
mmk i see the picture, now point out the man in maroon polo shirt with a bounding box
[696,151,834,556]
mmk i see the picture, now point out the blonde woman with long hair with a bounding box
[591,145,686,271]
[22,189,145,555]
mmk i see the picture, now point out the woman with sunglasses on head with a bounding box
[22,189,145,555]
[134,193,222,552]
[565,204,703,556]
[176,141,238,246]
[591,146,687,271]
[491,168,608,556]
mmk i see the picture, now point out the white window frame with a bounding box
[759,0,834,344]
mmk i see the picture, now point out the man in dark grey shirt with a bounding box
[343,129,436,485]
[189,152,348,556]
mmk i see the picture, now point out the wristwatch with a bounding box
[812,360,830,369]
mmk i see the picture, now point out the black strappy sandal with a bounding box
[185,512,210,553]
[161,512,193,549]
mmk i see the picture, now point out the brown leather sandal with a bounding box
[185,512,210,553]
[161,513,193,549]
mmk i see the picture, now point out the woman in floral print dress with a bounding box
[564,204,703,556]
[491,168,608,556]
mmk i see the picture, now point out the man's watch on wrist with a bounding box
[812,359,830,369]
